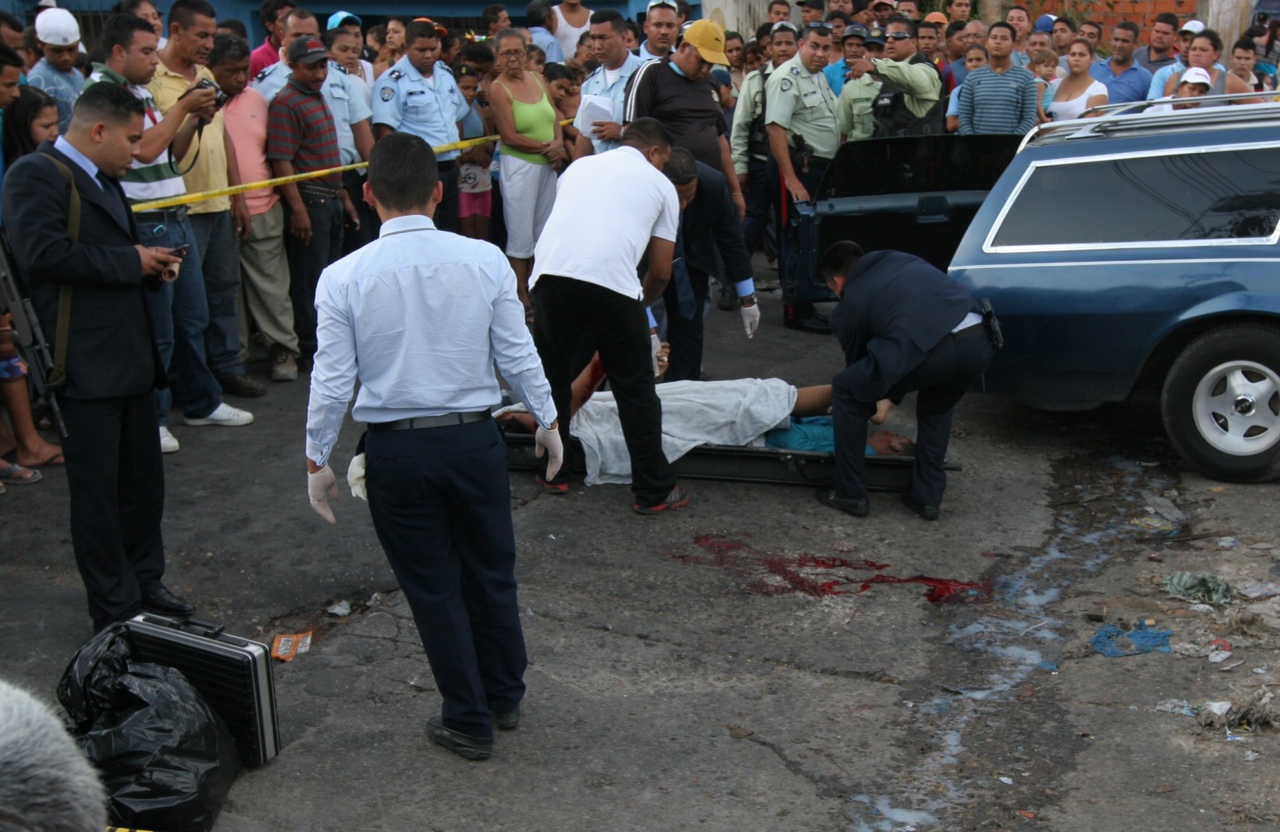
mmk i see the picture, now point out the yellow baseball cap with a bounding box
[682,19,730,65]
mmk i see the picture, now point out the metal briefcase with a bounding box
[124,613,280,767]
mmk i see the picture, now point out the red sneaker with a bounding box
[633,485,690,515]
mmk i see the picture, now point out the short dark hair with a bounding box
[664,146,698,185]
[259,0,295,26]
[824,11,851,24]
[209,31,249,65]
[217,19,248,39]
[590,9,627,33]
[368,132,438,211]
[101,14,156,55]
[803,23,832,41]
[460,41,494,64]
[527,1,553,28]
[1193,28,1223,52]
[1114,20,1139,39]
[621,116,672,152]
[0,41,21,71]
[755,21,774,41]
[482,4,507,27]
[1153,12,1179,28]
[405,20,442,45]
[542,61,576,82]
[169,0,216,30]
[886,15,916,36]
[321,26,358,49]
[769,0,791,9]
[1068,36,1094,55]
[819,240,865,282]
[945,20,966,39]
[1053,16,1076,31]
[111,0,155,15]
[918,21,938,35]
[73,80,145,129]
[1007,4,1030,18]
[725,29,744,44]
[281,6,315,31]
[988,21,1016,39]
[1078,20,1102,34]
[1232,36,1256,53]
[0,11,22,33]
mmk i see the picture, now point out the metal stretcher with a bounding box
[504,432,958,490]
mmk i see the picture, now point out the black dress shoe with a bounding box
[219,374,266,399]
[428,716,493,760]
[816,489,869,517]
[494,706,520,731]
[142,586,196,617]
[900,491,940,521]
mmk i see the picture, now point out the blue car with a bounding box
[950,103,1280,482]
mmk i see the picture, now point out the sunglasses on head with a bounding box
[771,20,799,34]
[647,0,678,10]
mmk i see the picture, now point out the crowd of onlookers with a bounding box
[0,0,1276,490]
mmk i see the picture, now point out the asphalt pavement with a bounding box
[4,277,1280,832]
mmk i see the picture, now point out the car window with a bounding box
[820,135,1022,201]
[989,146,1280,250]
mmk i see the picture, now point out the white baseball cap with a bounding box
[35,0,57,7]
[1179,19,1205,34]
[35,8,80,46]
[1179,67,1212,86]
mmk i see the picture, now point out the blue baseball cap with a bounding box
[864,26,886,45]
[326,11,361,30]
[1034,13,1056,32]
[843,23,869,41]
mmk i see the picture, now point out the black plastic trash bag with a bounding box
[57,625,242,832]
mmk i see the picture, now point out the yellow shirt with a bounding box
[148,60,230,214]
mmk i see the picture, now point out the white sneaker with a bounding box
[183,402,254,427]
[159,426,180,453]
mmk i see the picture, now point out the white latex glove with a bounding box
[535,424,564,481]
[308,465,339,524]
[651,332,662,376]
[740,303,761,338]
[346,453,368,501]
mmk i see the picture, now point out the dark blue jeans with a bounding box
[188,211,245,379]
[365,420,527,738]
[137,213,222,423]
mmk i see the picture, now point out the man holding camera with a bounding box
[151,0,265,405]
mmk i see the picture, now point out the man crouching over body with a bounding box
[303,132,563,761]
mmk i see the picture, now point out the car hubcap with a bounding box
[1192,361,1280,456]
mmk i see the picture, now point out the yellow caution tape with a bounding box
[107,827,155,831]
[129,120,574,214]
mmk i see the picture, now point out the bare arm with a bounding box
[640,236,676,305]
[136,88,215,164]
[374,123,395,140]
[490,79,555,154]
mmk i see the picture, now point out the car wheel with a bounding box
[1161,324,1280,483]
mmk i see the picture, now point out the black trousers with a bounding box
[365,420,527,739]
[776,157,828,319]
[661,265,711,383]
[532,275,675,506]
[61,391,166,631]
[341,169,379,255]
[832,327,994,507]
[434,162,460,234]
[284,194,344,355]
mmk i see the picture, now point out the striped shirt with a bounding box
[87,66,186,204]
[957,65,1038,136]
[267,79,342,189]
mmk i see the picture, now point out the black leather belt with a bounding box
[134,205,188,223]
[367,410,491,431]
[437,160,456,171]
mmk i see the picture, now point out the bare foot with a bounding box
[14,441,63,467]
[870,399,892,425]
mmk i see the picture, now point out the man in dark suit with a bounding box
[661,147,760,382]
[815,241,995,521]
[2,83,196,631]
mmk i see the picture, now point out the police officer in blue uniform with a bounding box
[371,19,470,232]
[815,241,998,522]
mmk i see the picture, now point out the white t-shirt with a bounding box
[1048,78,1108,121]
[531,146,679,300]
[553,4,592,60]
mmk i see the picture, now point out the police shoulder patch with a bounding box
[379,85,394,101]
[389,69,405,80]
[780,78,794,92]
[789,66,801,76]
[254,68,270,83]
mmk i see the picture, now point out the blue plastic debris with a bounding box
[1090,622,1172,657]
[1039,660,1059,672]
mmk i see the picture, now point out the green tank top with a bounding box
[497,78,557,165]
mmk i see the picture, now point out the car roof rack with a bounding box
[1019,96,1280,152]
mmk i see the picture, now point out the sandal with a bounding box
[0,462,41,485]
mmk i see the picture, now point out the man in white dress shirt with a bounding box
[304,133,563,761]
